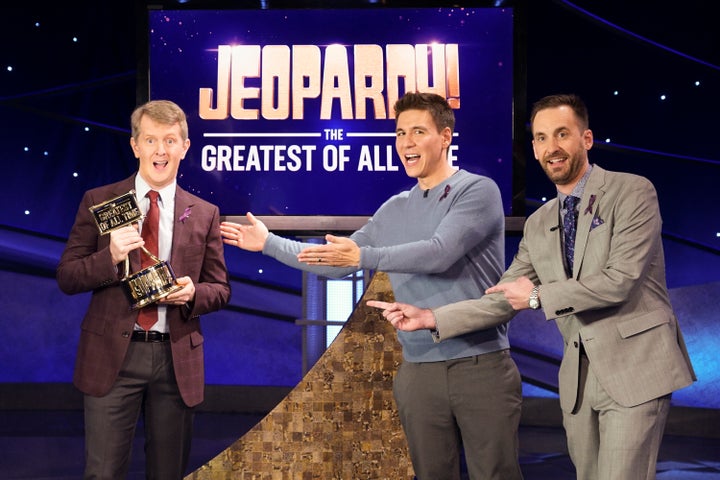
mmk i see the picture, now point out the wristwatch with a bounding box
[529,285,541,310]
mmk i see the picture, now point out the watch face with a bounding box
[529,286,540,309]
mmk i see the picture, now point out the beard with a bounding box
[542,150,586,186]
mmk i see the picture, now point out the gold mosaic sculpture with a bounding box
[187,272,415,479]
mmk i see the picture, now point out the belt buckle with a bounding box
[143,330,150,342]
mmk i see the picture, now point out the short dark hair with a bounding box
[393,92,455,133]
[530,93,589,130]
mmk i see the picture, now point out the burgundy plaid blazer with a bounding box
[57,174,231,407]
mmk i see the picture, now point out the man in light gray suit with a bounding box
[369,93,696,480]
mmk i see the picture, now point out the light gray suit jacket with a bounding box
[433,165,696,413]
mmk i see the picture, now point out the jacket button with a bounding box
[573,341,579,348]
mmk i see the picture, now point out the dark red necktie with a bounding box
[137,190,159,331]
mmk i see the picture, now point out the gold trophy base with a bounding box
[122,257,183,310]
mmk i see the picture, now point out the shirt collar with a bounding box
[135,175,176,205]
[559,164,593,206]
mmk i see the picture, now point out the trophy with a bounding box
[89,190,183,309]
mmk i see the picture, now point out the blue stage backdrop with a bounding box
[2,1,718,412]
[147,7,516,219]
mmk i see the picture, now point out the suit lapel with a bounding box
[572,166,606,278]
[539,199,568,281]
[170,187,194,271]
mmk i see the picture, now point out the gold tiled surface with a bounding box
[187,272,414,479]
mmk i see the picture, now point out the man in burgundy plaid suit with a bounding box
[57,100,230,479]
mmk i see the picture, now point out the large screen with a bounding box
[147,6,520,225]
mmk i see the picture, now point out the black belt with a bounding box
[131,330,170,343]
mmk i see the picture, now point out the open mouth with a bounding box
[153,160,168,169]
[404,154,420,165]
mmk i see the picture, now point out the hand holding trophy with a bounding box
[89,190,182,309]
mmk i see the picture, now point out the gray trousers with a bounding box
[393,349,523,480]
[563,355,671,480]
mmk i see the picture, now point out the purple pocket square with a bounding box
[590,215,604,230]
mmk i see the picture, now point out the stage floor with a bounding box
[1,410,719,479]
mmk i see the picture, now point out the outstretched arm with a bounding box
[485,275,536,310]
[367,300,437,331]
[220,212,268,252]
[297,234,360,267]
[221,212,360,279]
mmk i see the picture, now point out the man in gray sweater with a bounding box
[221,92,522,480]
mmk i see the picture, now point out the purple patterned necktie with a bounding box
[563,195,579,276]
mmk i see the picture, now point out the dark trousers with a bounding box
[394,349,524,480]
[83,341,194,480]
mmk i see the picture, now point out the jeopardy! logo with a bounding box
[199,43,461,121]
